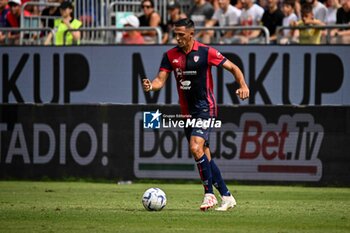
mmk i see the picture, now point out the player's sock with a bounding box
[196,154,213,194]
[210,159,231,196]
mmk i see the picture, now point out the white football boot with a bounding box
[200,193,218,211]
[215,195,237,211]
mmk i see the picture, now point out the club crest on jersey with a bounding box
[194,56,199,62]
[172,59,179,63]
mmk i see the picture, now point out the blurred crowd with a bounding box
[0,0,349,45]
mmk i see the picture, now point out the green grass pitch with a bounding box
[0,181,349,233]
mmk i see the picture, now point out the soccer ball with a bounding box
[142,188,167,211]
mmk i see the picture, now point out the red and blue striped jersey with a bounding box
[159,40,227,118]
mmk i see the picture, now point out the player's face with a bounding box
[174,26,193,48]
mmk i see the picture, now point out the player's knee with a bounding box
[190,143,203,159]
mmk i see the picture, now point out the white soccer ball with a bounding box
[142,188,167,211]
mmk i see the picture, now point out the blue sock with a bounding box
[210,160,231,196]
[195,154,213,194]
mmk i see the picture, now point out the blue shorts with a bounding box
[184,123,212,147]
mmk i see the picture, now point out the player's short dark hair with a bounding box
[174,18,195,29]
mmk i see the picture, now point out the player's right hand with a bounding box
[142,79,153,92]
[236,86,249,100]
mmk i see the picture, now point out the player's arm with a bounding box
[222,59,249,100]
[143,70,170,92]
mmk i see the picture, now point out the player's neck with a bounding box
[182,40,195,54]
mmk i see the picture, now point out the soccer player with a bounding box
[142,18,249,211]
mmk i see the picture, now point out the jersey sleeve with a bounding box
[159,52,173,73]
[208,47,227,67]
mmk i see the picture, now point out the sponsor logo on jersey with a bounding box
[179,79,191,90]
[183,71,197,76]
[196,129,204,134]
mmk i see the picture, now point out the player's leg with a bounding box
[185,127,217,210]
[204,147,230,196]
[190,136,213,194]
[204,146,237,211]
[190,136,217,210]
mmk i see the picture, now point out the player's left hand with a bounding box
[142,79,153,92]
[236,87,249,100]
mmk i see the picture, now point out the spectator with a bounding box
[291,3,325,44]
[0,0,9,44]
[120,14,145,44]
[5,0,31,44]
[187,0,215,40]
[280,0,298,43]
[203,0,242,43]
[22,0,40,16]
[162,0,187,44]
[334,0,350,43]
[323,0,341,42]
[0,0,8,26]
[44,1,82,45]
[41,0,62,29]
[233,0,265,43]
[336,0,350,23]
[305,0,328,22]
[138,0,161,43]
[325,0,341,24]
[261,0,284,43]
